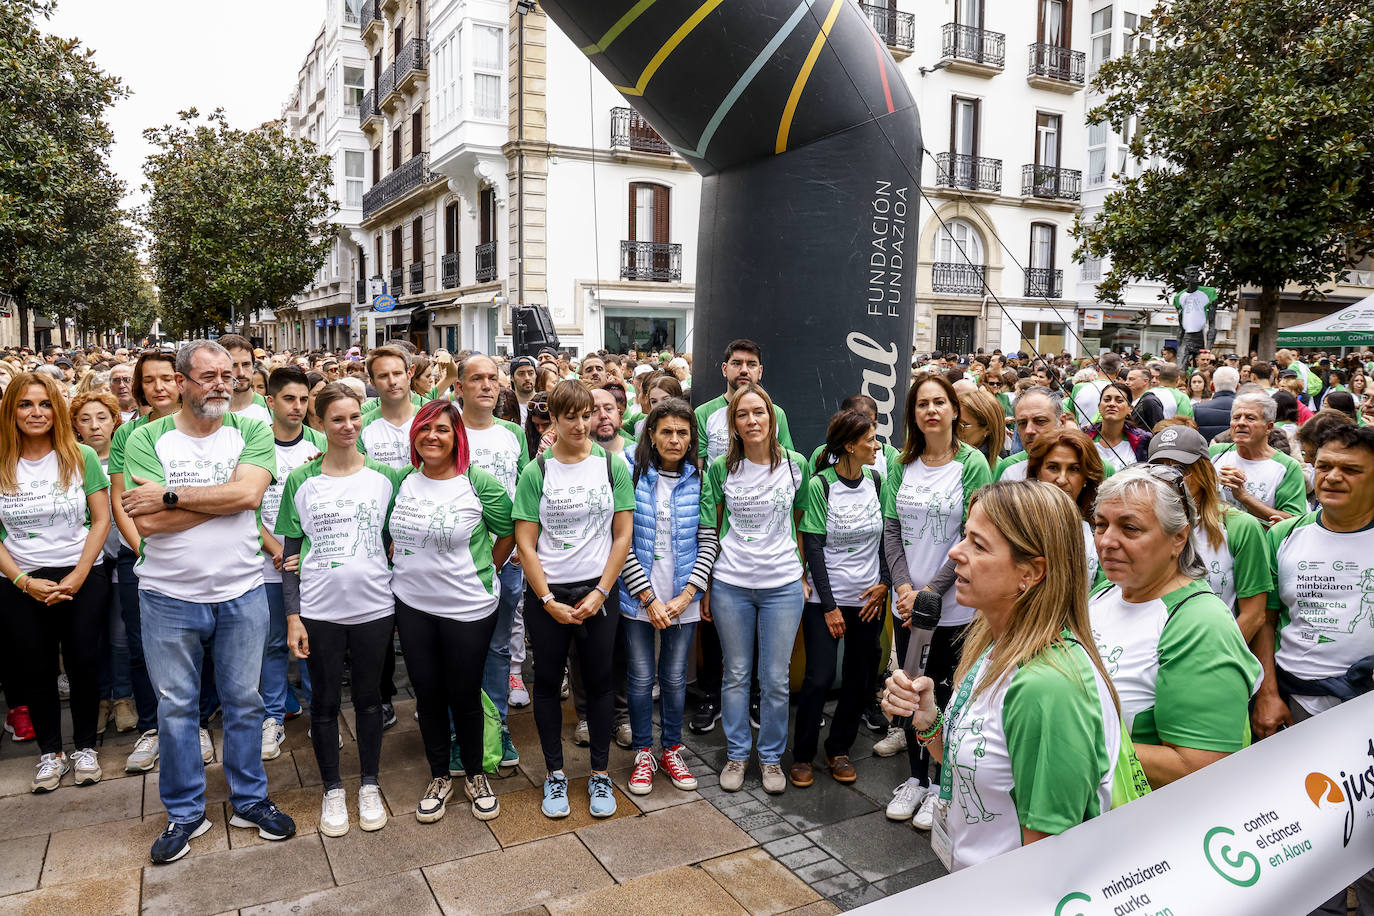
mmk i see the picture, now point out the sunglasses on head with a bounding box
[1142,462,1194,526]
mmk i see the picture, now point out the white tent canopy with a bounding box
[1275,291,1374,347]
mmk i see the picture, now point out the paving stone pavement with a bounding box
[0,668,946,913]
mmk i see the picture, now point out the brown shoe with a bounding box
[96,699,112,736]
[827,755,857,783]
[788,762,814,788]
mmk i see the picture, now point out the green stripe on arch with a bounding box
[580,0,659,55]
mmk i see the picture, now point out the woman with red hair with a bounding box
[388,399,515,824]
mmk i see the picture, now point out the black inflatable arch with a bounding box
[542,0,923,449]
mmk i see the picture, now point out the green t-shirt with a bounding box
[798,466,884,606]
[700,449,810,590]
[361,390,430,419]
[694,394,795,464]
[511,444,635,583]
[1194,506,1272,613]
[108,412,153,480]
[1208,442,1307,517]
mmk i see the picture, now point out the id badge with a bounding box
[930,800,953,872]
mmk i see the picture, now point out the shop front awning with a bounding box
[1275,292,1374,347]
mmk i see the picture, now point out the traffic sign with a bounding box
[374,294,397,313]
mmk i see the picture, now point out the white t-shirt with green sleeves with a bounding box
[274,458,400,624]
[0,445,108,571]
[701,450,810,590]
[1089,579,1260,749]
[464,418,528,499]
[994,450,1028,481]
[261,428,327,584]
[943,639,1124,872]
[125,413,277,603]
[1268,511,1374,716]
[512,444,635,584]
[231,392,272,429]
[1082,520,1100,586]
[1209,443,1307,516]
[1069,379,1111,426]
[799,467,883,606]
[694,394,795,465]
[1193,507,1271,614]
[807,442,901,481]
[358,412,414,469]
[389,466,514,620]
[882,442,991,626]
[1146,386,1194,419]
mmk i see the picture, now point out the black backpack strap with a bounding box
[605,449,614,487]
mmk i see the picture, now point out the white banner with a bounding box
[856,692,1374,916]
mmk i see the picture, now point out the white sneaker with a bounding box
[319,788,349,837]
[573,719,589,747]
[613,721,633,749]
[358,784,387,831]
[200,728,214,764]
[31,752,69,793]
[886,777,928,821]
[912,791,939,830]
[261,718,284,761]
[57,673,70,700]
[71,747,101,786]
[873,727,907,757]
[125,730,159,773]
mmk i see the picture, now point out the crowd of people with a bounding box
[0,335,1370,912]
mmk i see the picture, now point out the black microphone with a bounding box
[890,589,942,730]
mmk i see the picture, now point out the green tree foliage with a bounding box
[1072,0,1374,356]
[142,109,336,338]
[0,0,127,342]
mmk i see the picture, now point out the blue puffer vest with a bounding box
[617,462,702,618]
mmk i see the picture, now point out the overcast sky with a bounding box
[44,0,329,211]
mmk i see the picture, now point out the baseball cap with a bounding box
[632,364,654,378]
[253,348,267,358]
[509,356,536,372]
[1279,368,1300,379]
[55,358,74,368]
[1146,426,1209,465]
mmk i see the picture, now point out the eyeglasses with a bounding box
[185,373,234,391]
[1142,462,1194,526]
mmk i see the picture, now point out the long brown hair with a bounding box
[957,388,1005,465]
[898,373,961,465]
[725,382,782,472]
[0,372,85,494]
[1025,427,1106,522]
[955,481,1120,714]
[1182,456,1226,551]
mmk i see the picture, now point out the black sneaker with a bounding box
[862,703,888,733]
[150,815,211,864]
[229,799,297,841]
[688,699,721,734]
[381,703,397,731]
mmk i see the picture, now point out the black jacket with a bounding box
[1194,390,1237,443]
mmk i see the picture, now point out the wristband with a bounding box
[12,572,26,586]
[593,585,609,599]
[539,593,554,605]
[915,709,944,742]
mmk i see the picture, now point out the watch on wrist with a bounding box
[162,488,179,508]
[539,592,554,604]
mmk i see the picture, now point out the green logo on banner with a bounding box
[1203,826,1261,887]
[1054,891,1092,916]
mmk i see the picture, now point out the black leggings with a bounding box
[894,621,968,787]
[395,600,497,780]
[794,603,884,763]
[2,566,109,755]
[524,580,621,772]
[302,614,393,789]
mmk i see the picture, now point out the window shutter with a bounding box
[627,182,640,241]
[412,110,422,156]
[392,227,403,269]
[445,203,457,254]
[653,185,670,244]
[412,216,423,263]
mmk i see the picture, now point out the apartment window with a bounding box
[1038,0,1069,46]
[374,234,382,275]
[950,96,979,158]
[371,146,381,185]
[473,25,504,119]
[444,201,459,254]
[412,216,424,264]
[1087,121,1109,187]
[331,241,340,279]
[479,187,496,244]
[1123,12,1153,53]
[394,21,404,59]
[435,36,459,126]
[327,64,340,116]
[344,0,363,24]
[345,151,365,207]
[412,109,422,156]
[1035,112,1061,168]
[628,183,670,244]
[955,0,982,27]
[358,244,367,283]
[932,219,984,265]
[392,127,402,169]
[373,52,382,92]
[1019,322,1068,355]
[391,226,403,270]
[1030,223,1056,270]
[1089,6,1111,77]
[344,66,365,116]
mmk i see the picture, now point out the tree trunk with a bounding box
[15,283,29,351]
[1255,285,1281,358]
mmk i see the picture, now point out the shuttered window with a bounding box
[627,182,670,243]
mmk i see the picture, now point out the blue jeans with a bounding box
[624,617,696,750]
[480,562,523,724]
[116,547,158,732]
[710,579,804,764]
[97,558,132,700]
[140,585,270,824]
[259,583,289,722]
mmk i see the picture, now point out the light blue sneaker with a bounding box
[448,732,464,777]
[499,728,519,768]
[542,773,570,818]
[588,773,616,818]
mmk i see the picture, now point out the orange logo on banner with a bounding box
[1305,772,1345,807]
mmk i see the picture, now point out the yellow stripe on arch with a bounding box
[581,0,659,56]
[612,0,726,97]
[775,0,843,154]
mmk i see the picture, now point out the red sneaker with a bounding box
[6,706,35,742]
[627,748,656,796]
[660,744,698,790]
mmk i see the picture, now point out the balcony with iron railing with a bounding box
[620,241,683,282]
[375,66,396,112]
[475,241,497,283]
[934,153,1002,193]
[362,153,433,222]
[932,262,986,295]
[442,252,460,289]
[359,89,380,129]
[344,2,359,25]
[389,267,404,297]
[1027,43,1086,91]
[409,262,424,295]
[356,280,367,304]
[859,3,915,53]
[1081,257,1103,282]
[393,37,429,96]
[940,23,1005,73]
[610,107,672,155]
[1025,267,1064,298]
[360,0,383,41]
[1020,164,1082,201]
